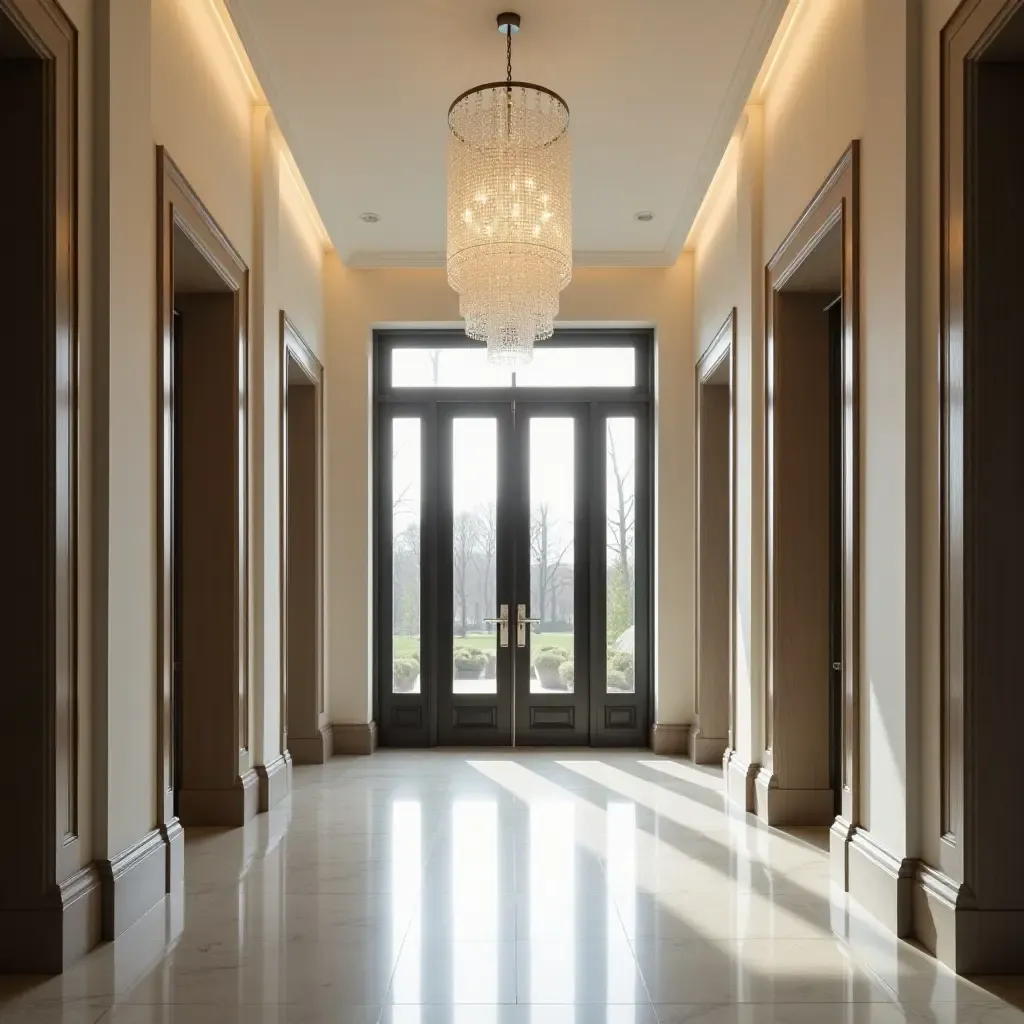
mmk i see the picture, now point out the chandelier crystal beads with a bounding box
[446,14,572,365]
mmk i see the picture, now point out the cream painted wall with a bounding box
[323,262,695,729]
[92,0,159,859]
[762,0,865,262]
[151,0,254,265]
[694,155,739,359]
[85,0,326,864]
[688,0,928,857]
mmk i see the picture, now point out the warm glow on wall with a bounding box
[279,148,331,257]
[755,0,845,113]
[685,133,738,253]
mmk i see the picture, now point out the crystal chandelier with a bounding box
[446,12,572,366]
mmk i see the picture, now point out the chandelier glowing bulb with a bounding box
[446,12,572,366]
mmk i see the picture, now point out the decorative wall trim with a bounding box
[289,724,333,765]
[255,754,291,812]
[725,754,758,812]
[179,769,260,827]
[160,818,184,894]
[649,723,691,756]
[754,766,834,826]
[331,722,379,755]
[846,828,916,937]
[98,830,166,941]
[913,862,1024,974]
[156,146,250,835]
[0,865,102,974]
[761,142,860,825]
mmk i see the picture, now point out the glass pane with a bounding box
[606,418,636,693]
[529,418,575,693]
[391,345,636,389]
[393,347,512,388]
[391,418,422,694]
[452,418,498,694]
[514,347,635,388]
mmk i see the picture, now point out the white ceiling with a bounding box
[227,0,786,267]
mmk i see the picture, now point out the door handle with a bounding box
[484,604,510,648]
[516,604,541,648]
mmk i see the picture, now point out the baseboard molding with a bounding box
[829,815,855,889]
[289,724,333,764]
[178,768,260,826]
[690,728,728,765]
[754,767,834,826]
[0,863,103,973]
[160,817,185,894]
[255,754,292,812]
[331,721,378,755]
[649,723,690,756]
[846,827,916,937]
[98,829,167,941]
[913,864,1024,974]
[725,753,759,812]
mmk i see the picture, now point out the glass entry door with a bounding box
[512,407,589,744]
[435,404,589,745]
[437,404,515,745]
[376,330,652,748]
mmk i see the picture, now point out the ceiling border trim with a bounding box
[345,249,674,269]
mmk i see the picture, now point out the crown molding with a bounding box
[344,248,674,270]
[664,0,788,260]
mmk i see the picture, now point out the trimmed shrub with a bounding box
[607,669,630,692]
[559,660,575,685]
[609,651,635,684]
[454,646,487,668]
[392,658,419,691]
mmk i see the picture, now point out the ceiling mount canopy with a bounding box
[446,11,572,366]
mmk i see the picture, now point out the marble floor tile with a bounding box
[1,751,1020,1024]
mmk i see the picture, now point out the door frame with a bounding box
[695,311,736,767]
[279,312,327,765]
[156,147,249,874]
[761,142,860,834]
[0,0,86,972]
[936,0,1024,966]
[373,329,653,747]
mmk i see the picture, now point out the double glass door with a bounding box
[437,403,588,745]
[378,332,650,747]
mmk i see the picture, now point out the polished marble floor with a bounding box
[2,750,1023,1023]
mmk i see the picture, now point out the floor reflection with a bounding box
[0,751,1022,1024]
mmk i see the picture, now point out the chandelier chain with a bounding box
[506,29,512,83]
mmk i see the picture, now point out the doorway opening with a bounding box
[760,143,859,831]
[157,149,252,833]
[0,0,83,973]
[280,315,327,766]
[937,0,1024,973]
[375,331,653,748]
[693,313,734,766]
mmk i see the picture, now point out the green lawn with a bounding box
[393,631,575,660]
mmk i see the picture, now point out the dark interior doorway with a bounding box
[0,0,83,973]
[765,204,851,826]
[938,0,1024,972]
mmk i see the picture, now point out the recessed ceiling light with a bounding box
[634,211,654,222]
[359,211,381,223]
